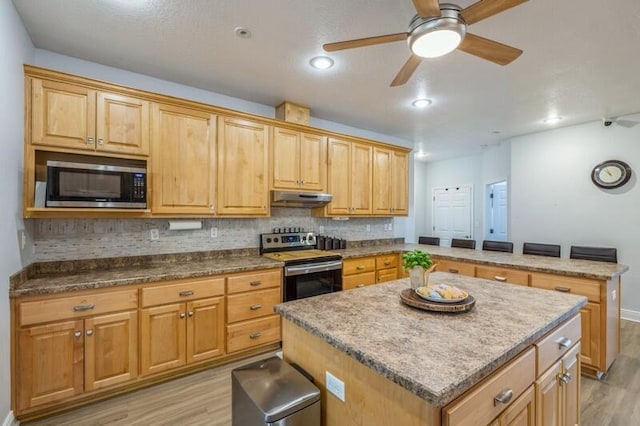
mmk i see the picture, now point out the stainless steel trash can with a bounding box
[232,357,320,426]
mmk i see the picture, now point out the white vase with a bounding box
[409,266,426,290]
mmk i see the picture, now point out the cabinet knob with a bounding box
[74,331,82,338]
[87,137,94,145]
[493,388,513,406]
[384,261,391,266]
[558,371,572,384]
[85,329,94,336]
[97,138,104,145]
[188,311,194,317]
[556,337,572,349]
[179,313,186,319]
[209,204,215,211]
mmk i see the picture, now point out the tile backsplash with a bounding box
[31,208,395,261]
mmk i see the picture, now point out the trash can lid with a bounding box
[232,357,320,422]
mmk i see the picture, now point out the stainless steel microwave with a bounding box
[46,160,147,208]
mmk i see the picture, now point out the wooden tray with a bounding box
[399,288,476,313]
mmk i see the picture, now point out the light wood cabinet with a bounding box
[476,265,529,286]
[140,277,226,376]
[535,343,580,426]
[216,116,270,216]
[372,147,408,215]
[343,255,399,289]
[490,385,536,426]
[434,258,476,277]
[16,290,139,412]
[150,103,216,215]
[323,138,372,216]
[271,127,326,191]
[31,78,149,156]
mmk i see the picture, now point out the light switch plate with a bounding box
[326,371,345,402]
[149,229,159,240]
[210,227,218,238]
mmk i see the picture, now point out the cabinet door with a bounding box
[535,359,562,426]
[96,92,149,156]
[186,297,225,364]
[350,142,373,215]
[563,344,581,426]
[84,311,138,391]
[31,79,96,150]
[271,127,301,190]
[391,150,409,215]
[326,138,351,215]
[495,385,535,426]
[372,147,392,215]
[151,103,216,214]
[299,133,326,191]
[141,303,186,376]
[217,117,269,215]
[579,303,601,369]
[17,320,84,411]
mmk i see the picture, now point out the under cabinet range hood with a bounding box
[271,191,332,207]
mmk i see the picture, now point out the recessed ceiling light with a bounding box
[234,27,252,39]
[543,116,563,124]
[309,56,334,70]
[415,151,429,159]
[411,98,432,108]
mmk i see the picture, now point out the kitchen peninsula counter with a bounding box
[275,273,587,425]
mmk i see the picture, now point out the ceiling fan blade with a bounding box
[323,32,408,52]
[461,0,529,25]
[412,0,441,18]
[390,55,423,87]
[457,33,522,65]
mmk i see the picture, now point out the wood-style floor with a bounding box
[25,321,640,426]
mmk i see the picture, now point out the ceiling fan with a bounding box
[323,0,528,87]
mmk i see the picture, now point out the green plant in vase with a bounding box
[402,249,436,290]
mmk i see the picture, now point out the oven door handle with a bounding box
[285,261,343,277]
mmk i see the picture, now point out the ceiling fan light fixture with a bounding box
[408,5,466,59]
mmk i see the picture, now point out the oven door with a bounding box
[283,260,342,302]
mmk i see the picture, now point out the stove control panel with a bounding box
[260,232,316,252]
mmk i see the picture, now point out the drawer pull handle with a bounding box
[74,331,82,338]
[356,266,365,270]
[73,303,95,312]
[85,329,94,336]
[557,337,572,349]
[250,304,262,311]
[250,280,262,287]
[494,388,513,406]
[554,286,571,293]
[448,268,459,274]
[249,332,262,339]
[356,284,366,288]
[559,372,573,384]
[494,276,507,282]
[179,290,194,297]
[384,261,391,266]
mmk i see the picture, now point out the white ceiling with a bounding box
[12,0,640,160]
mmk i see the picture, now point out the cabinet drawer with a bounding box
[535,314,581,375]
[377,268,398,283]
[227,269,281,294]
[434,259,475,277]
[375,254,397,270]
[343,257,376,275]
[343,272,376,290]
[530,273,601,303]
[142,277,225,307]
[20,289,138,326]
[476,265,529,286]
[443,347,535,426]
[227,288,281,323]
[227,315,281,353]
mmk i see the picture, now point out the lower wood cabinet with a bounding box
[435,258,476,277]
[489,385,536,426]
[343,255,399,290]
[475,265,529,286]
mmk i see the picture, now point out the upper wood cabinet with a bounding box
[372,148,408,216]
[151,103,216,215]
[271,127,326,191]
[31,78,149,156]
[217,116,270,216]
[324,138,372,216]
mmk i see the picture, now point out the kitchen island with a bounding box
[275,272,587,426]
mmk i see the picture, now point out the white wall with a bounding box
[511,115,640,313]
[0,1,34,422]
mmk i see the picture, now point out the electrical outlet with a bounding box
[210,227,218,238]
[366,224,371,232]
[319,225,325,233]
[388,222,393,231]
[325,371,345,402]
[149,229,159,240]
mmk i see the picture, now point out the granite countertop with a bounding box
[275,272,587,407]
[10,254,283,298]
[335,244,628,280]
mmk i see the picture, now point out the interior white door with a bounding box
[432,186,473,247]
[487,181,508,241]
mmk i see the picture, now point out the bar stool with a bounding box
[418,236,440,246]
[482,240,514,253]
[451,238,476,249]
[522,242,561,258]
[570,246,618,263]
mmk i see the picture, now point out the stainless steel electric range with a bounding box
[260,231,342,302]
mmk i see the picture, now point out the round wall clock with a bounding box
[591,160,632,189]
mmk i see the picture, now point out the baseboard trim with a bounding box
[2,411,19,426]
[621,309,640,323]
